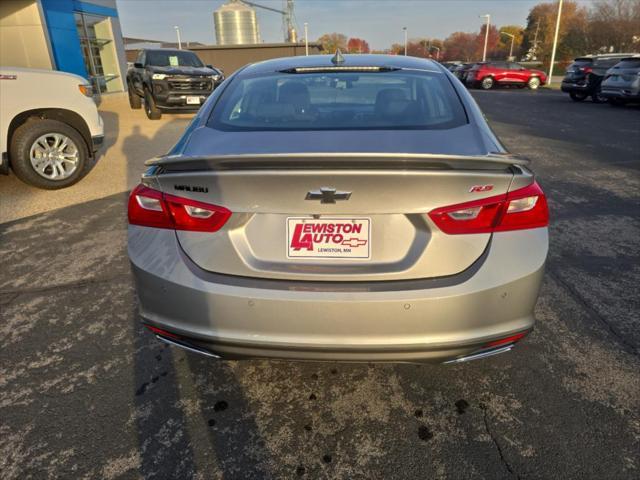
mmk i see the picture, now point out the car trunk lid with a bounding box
[147,153,526,282]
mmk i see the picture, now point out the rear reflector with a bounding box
[128,184,231,232]
[483,331,529,348]
[428,181,548,234]
[144,324,181,339]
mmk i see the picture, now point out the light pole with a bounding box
[403,27,407,56]
[174,26,182,50]
[431,46,440,61]
[479,14,490,61]
[500,31,515,60]
[304,22,308,56]
[548,0,564,87]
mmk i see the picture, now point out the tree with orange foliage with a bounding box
[347,38,370,54]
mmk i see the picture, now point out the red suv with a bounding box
[466,61,547,90]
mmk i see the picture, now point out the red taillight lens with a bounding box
[580,66,593,74]
[128,185,173,229]
[128,184,231,232]
[428,181,548,235]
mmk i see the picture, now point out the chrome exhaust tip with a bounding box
[443,344,514,364]
[155,335,221,359]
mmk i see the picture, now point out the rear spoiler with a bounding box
[146,152,530,172]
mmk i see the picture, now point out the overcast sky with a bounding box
[116,0,595,50]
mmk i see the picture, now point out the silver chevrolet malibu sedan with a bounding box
[128,54,549,364]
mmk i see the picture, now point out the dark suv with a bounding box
[561,54,632,103]
[127,48,224,119]
[600,56,640,106]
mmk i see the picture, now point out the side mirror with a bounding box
[206,64,213,69]
[134,62,143,69]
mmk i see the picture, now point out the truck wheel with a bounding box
[9,118,91,189]
[527,77,541,90]
[128,83,141,109]
[569,92,588,102]
[480,77,494,90]
[144,88,162,120]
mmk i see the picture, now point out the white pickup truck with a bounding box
[0,67,104,189]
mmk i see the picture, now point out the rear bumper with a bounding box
[600,86,640,101]
[561,81,592,94]
[128,227,548,363]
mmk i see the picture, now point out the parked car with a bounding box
[466,61,547,90]
[128,54,549,364]
[452,63,474,82]
[0,67,103,189]
[600,56,640,106]
[440,61,461,72]
[126,48,224,120]
[561,54,633,103]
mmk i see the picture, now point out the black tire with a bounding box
[569,92,588,102]
[9,118,91,190]
[592,88,607,103]
[128,82,141,109]
[144,88,162,120]
[480,77,494,90]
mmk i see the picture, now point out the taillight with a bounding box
[579,66,593,74]
[128,184,231,232]
[428,181,548,234]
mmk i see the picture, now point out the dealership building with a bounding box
[0,0,127,93]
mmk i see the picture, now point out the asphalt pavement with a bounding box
[1,88,639,479]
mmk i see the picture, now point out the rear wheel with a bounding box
[480,77,494,90]
[128,82,141,109]
[527,77,541,90]
[569,92,588,102]
[9,118,91,189]
[144,88,162,120]
[592,88,607,103]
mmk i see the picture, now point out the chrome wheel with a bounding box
[528,77,541,90]
[29,133,79,180]
[481,77,494,90]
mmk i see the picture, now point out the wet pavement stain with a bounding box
[418,426,434,442]
[455,399,470,414]
[213,400,228,412]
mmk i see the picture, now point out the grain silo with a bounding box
[214,0,260,45]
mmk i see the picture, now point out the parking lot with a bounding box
[1,89,639,479]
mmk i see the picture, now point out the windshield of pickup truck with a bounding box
[146,51,203,68]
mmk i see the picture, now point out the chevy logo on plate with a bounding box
[287,218,371,259]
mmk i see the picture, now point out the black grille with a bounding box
[168,79,211,91]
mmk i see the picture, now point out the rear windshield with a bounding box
[209,70,467,131]
[570,59,593,68]
[146,51,203,68]
[613,59,640,69]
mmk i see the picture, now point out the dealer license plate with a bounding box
[287,218,371,259]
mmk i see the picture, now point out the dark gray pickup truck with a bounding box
[126,48,224,120]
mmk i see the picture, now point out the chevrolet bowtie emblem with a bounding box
[305,187,352,204]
